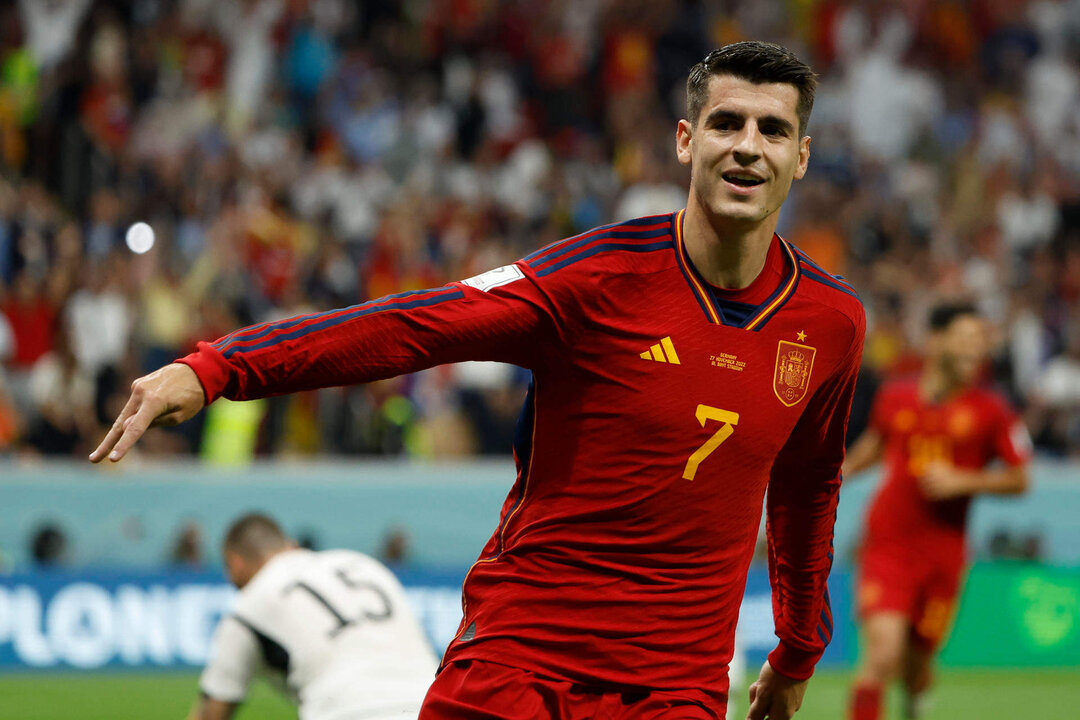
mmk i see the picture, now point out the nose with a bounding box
[732,123,762,165]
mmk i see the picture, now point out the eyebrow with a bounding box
[703,109,795,135]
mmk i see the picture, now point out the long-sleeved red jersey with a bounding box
[862,378,1032,562]
[179,210,865,711]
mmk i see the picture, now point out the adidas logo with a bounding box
[639,336,680,364]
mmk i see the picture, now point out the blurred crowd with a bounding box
[0,0,1079,462]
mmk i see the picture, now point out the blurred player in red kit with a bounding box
[844,302,1031,720]
[93,42,864,719]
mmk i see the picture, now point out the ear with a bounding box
[224,550,248,586]
[676,119,693,167]
[793,135,811,180]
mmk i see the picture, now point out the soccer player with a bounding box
[93,42,865,719]
[190,513,438,720]
[843,303,1031,720]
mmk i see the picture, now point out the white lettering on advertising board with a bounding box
[0,584,236,669]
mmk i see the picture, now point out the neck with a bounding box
[253,545,291,571]
[919,364,960,403]
[681,193,779,289]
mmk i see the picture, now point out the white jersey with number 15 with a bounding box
[201,548,438,720]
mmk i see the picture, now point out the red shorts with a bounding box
[419,659,721,720]
[857,544,965,649]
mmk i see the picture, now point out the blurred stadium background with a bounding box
[0,0,1078,718]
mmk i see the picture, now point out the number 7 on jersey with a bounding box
[683,405,739,481]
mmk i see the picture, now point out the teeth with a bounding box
[724,173,764,186]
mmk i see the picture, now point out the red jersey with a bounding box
[2,298,56,368]
[179,211,865,708]
[863,379,1032,561]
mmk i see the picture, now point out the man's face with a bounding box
[676,75,810,227]
[934,315,987,386]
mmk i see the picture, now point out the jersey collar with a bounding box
[672,209,800,330]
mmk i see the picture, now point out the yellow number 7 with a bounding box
[682,404,740,481]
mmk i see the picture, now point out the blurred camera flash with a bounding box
[125,222,155,254]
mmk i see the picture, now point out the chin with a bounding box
[953,365,980,385]
[710,202,768,225]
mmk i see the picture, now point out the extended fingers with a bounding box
[107,397,164,461]
[89,423,124,463]
[89,392,141,463]
[746,683,766,720]
[90,376,175,463]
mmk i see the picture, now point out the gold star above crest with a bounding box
[796,330,807,342]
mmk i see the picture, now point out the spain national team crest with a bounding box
[773,340,816,407]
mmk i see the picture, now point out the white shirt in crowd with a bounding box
[201,549,438,720]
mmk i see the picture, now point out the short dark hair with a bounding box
[686,41,818,135]
[224,513,289,559]
[928,301,979,332]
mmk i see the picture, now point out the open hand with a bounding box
[89,363,206,463]
[746,661,807,720]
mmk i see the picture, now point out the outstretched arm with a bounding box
[91,262,566,463]
[90,363,205,462]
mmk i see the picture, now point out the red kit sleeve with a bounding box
[175,262,563,403]
[765,318,865,680]
[867,381,895,436]
[989,399,1034,467]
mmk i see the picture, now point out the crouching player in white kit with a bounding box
[189,514,438,720]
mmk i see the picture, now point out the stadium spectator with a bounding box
[2,270,57,371]
[25,320,95,455]
[16,0,92,74]
[377,525,412,572]
[29,523,69,567]
[169,520,205,569]
[1029,319,1080,454]
[0,379,17,454]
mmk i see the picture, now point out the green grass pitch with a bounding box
[0,669,1077,719]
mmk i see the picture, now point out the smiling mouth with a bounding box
[722,172,765,188]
